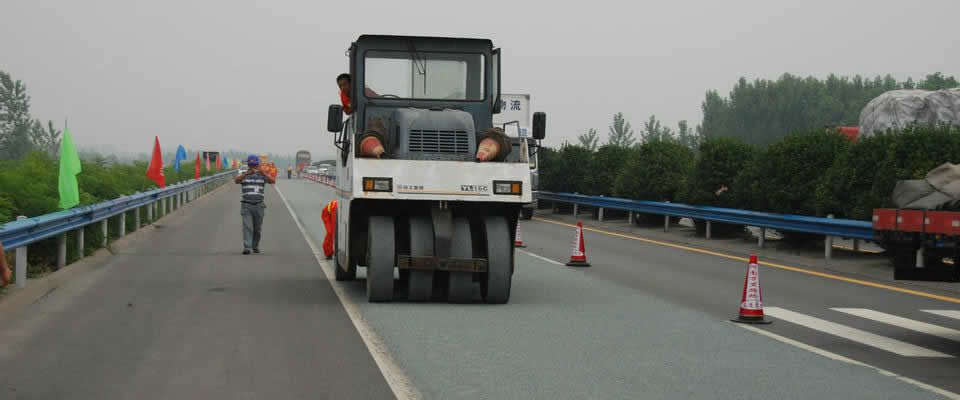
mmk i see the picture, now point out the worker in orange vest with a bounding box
[1,242,11,287]
[321,199,338,259]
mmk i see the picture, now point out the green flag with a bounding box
[58,128,82,209]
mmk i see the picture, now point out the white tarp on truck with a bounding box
[859,88,960,137]
[893,163,960,210]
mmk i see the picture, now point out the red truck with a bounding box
[873,208,960,281]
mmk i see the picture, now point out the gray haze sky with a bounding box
[3,0,958,160]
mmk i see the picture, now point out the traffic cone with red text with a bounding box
[514,223,526,248]
[731,255,771,324]
[566,221,591,267]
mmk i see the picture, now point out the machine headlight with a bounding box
[363,177,393,192]
[493,180,522,195]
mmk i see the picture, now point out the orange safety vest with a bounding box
[321,200,338,257]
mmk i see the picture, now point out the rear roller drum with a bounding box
[481,216,512,304]
[448,218,476,303]
[407,216,435,302]
[367,216,395,302]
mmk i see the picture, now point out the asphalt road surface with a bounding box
[1,178,958,399]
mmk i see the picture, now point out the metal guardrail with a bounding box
[538,191,874,259]
[0,171,234,288]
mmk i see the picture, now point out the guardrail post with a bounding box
[628,211,634,225]
[16,216,27,288]
[77,227,85,258]
[853,239,860,252]
[573,204,578,217]
[598,207,604,222]
[119,211,126,237]
[706,221,712,240]
[101,219,108,246]
[147,201,154,222]
[825,214,834,261]
[57,233,66,270]
[135,207,141,228]
[758,227,766,248]
[916,247,925,268]
[664,215,670,232]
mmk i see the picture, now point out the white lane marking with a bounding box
[922,310,960,321]
[275,183,421,400]
[738,325,960,400]
[518,250,565,266]
[764,307,952,358]
[833,308,960,342]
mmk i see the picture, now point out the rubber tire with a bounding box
[367,216,395,302]
[448,218,475,303]
[407,216,435,302]
[481,216,512,304]
[334,222,356,281]
[520,208,534,220]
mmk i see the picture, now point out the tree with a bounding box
[641,115,673,143]
[698,72,960,147]
[918,72,960,91]
[676,120,702,149]
[577,128,599,151]
[607,112,635,148]
[31,120,61,156]
[0,71,34,159]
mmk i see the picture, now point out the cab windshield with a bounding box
[364,50,485,101]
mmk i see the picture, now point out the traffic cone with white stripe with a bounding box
[514,223,526,248]
[566,221,591,267]
[731,255,771,324]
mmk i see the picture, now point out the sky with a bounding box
[2,0,958,160]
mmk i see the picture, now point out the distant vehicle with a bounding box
[295,150,311,174]
[493,93,539,220]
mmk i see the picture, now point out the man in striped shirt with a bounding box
[234,154,276,254]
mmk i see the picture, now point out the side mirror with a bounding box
[327,105,344,133]
[532,111,546,140]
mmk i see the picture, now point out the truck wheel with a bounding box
[334,224,356,281]
[367,216,395,302]
[448,217,476,303]
[407,216,435,302]
[481,216,512,304]
[520,208,534,220]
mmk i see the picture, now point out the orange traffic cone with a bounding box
[566,221,591,267]
[731,255,771,324]
[514,223,526,248]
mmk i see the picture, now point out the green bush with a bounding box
[680,136,756,236]
[615,140,694,202]
[541,144,593,195]
[0,150,220,274]
[730,130,851,242]
[587,144,635,196]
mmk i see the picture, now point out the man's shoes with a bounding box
[243,249,251,255]
[253,248,260,254]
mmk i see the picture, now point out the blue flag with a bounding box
[174,145,187,172]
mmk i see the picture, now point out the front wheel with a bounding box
[367,216,395,302]
[481,216,512,304]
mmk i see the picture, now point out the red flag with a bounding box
[194,152,201,179]
[146,136,166,188]
[217,153,222,170]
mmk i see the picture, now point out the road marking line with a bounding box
[833,308,960,342]
[738,324,960,399]
[763,307,952,357]
[922,310,960,321]
[533,217,960,305]
[518,250,564,266]
[275,184,421,400]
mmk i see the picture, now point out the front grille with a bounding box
[409,129,470,154]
